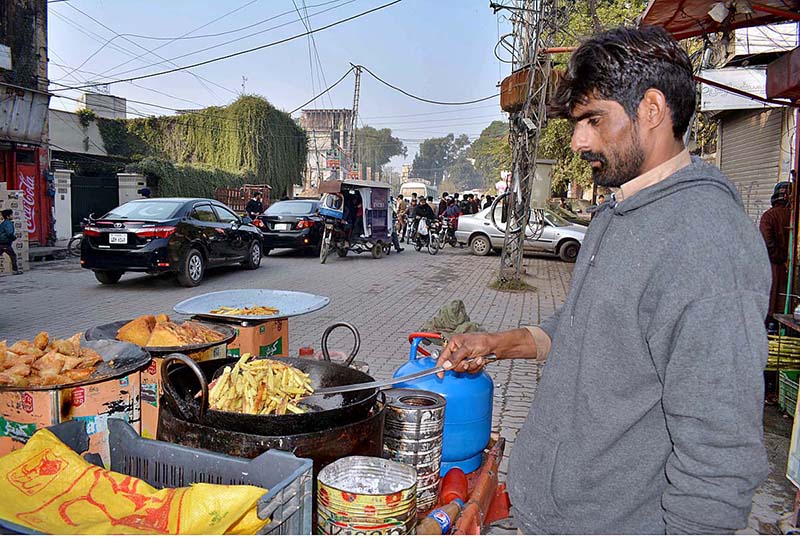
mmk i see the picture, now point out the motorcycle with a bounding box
[412,217,440,255]
[437,216,460,249]
[67,214,95,257]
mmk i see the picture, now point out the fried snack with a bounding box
[116,315,225,348]
[209,305,280,316]
[116,316,156,347]
[209,355,313,416]
[0,332,104,388]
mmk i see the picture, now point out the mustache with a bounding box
[580,152,607,165]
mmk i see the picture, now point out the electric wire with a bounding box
[99,0,359,80]
[50,0,402,92]
[358,65,499,105]
[289,66,356,113]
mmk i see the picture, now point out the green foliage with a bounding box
[96,95,307,196]
[470,121,512,189]
[76,108,96,128]
[356,126,406,180]
[411,133,470,186]
[126,157,254,198]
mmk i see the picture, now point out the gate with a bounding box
[71,175,119,233]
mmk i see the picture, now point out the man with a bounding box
[760,181,792,326]
[597,193,605,204]
[590,194,606,221]
[395,196,408,241]
[0,210,22,275]
[412,196,436,241]
[406,198,418,243]
[438,192,449,217]
[437,27,769,534]
[245,192,264,219]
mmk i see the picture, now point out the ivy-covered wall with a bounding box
[97,95,308,197]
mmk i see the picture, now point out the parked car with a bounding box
[80,198,263,287]
[258,199,324,255]
[455,205,586,262]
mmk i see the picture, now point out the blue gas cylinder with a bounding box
[393,336,494,476]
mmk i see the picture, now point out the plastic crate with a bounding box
[1,419,312,535]
[779,370,800,416]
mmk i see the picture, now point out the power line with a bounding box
[51,0,402,92]
[60,2,236,98]
[290,66,355,113]
[359,65,499,105]
[100,0,357,79]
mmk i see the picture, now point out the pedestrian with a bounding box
[395,195,408,241]
[443,198,462,218]
[438,192,449,217]
[470,194,480,214]
[483,195,493,210]
[0,209,22,275]
[389,196,405,253]
[436,26,770,534]
[245,192,264,219]
[137,187,151,199]
[590,194,606,220]
[759,181,792,326]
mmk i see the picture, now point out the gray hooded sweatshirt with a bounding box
[507,157,770,534]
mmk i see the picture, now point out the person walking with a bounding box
[436,26,770,534]
[245,192,264,219]
[0,210,22,275]
[438,192,449,217]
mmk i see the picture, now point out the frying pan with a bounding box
[160,322,377,436]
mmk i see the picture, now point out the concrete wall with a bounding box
[117,173,147,205]
[48,109,107,156]
[0,0,47,92]
[79,93,127,120]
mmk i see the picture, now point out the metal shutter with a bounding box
[719,108,784,224]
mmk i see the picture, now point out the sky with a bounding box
[47,0,514,171]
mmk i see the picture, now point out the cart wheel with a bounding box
[320,229,331,264]
[371,243,383,259]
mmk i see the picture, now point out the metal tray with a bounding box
[0,339,151,392]
[84,319,236,353]
[173,289,330,322]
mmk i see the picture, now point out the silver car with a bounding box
[454,206,587,262]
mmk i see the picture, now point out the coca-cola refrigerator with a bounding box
[1,145,53,246]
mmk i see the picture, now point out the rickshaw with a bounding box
[317,179,393,264]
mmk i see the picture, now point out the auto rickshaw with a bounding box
[317,179,393,264]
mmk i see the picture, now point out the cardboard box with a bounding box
[212,318,289,358]
[0,374,141,466]
[139,343,226,439]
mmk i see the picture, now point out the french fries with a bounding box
[208,354,313,415]
[209,305,280,316]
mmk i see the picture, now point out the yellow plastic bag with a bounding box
[0,428,269,534]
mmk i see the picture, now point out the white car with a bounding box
[454,206,587,262]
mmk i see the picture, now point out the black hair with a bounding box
[551,26,695,140]
[1,209,11,219]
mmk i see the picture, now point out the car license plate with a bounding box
[274,223,291,231]
[109,233,128,244]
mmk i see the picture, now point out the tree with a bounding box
[410,133,469,185]
[447,156,483,190]
[356,126,406,181]
[470,121,512,189]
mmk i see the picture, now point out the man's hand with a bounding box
[435,328,541,378]
[436,333,496,378]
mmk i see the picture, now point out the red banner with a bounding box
[16,166,36,235]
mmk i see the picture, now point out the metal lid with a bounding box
[172,289,330,322]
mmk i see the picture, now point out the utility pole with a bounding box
[348,64,362,179]
[495,0,558,284]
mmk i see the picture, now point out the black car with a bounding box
[258,199,323,255]
[80,198,263,287]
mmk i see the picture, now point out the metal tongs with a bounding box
[310,353,498,396]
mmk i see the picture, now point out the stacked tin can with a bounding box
[383,388,446,513]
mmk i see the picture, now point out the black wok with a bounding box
[161,354,378,436]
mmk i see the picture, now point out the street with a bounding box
[1,246,794,533]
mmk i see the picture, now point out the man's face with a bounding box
[570,97,646,188]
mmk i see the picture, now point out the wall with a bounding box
[117,172,147,205]
[79,93,127,120]
[0,0,47,92]
[48,109,108,156]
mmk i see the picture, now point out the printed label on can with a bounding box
[431,509,451,533]
[147,360,157,375]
